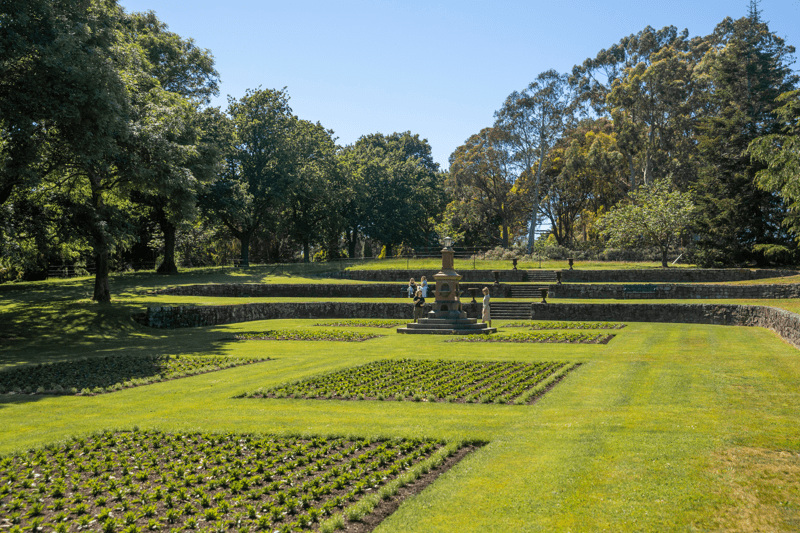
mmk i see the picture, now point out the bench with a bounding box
[622,285,658,299]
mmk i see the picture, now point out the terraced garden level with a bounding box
[0,355,271,396]
[241,359,578,405]
[0,430,469,532]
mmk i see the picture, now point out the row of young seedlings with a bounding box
[311,320,403,328]
[234,330,385,342]
[0,430,451,532]
[0,355,270,396]
[503,321,626,330]
[451,331,613,343]
[240,359,577,405]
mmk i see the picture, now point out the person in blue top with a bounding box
[420,276,428,297]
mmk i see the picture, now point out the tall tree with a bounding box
[281,120,339,262]
[494,70,574,253]
[121,10,221,274]
[529,119,627,246]
[571,26,707,189]
[692,14,798,266]
[339,132,443,257]
[748,89,800,254]
[201,87,304,267]
[448,127,526,248]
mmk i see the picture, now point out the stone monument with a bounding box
[397,237,496,335]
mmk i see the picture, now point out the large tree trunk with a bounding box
[94,249,111,302]
[347,229,357,259]
[157,219,178,274]
[240,232,250,267]
[88,171,111,303]
[661,247,669,268]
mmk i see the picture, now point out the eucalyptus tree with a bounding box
[537,119,627,246]
[494,70,574,253]
[448,127,526,248]
[570,26,705,189]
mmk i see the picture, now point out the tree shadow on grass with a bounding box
[0,300,243,368]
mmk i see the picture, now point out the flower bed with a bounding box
[0,430,470,532]
[312,319,403,328]
[503,321,626,330]
[234,330,385,342]
[240,359,578,405]
[451,331,614,344]
[0,355,270,396]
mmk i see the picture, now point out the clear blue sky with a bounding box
[118,0,800,169]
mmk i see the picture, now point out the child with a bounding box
[407,278,417,298]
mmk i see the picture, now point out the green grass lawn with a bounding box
[1,269,799,531]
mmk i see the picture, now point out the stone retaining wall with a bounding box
[530,303,800,349]
[549,283,800,299]
[338,268,797,283]
[145,301,800,350]
[336,269,528,282]
[559,268,797,283]
[145,302,483,329]
[155,283,513,299]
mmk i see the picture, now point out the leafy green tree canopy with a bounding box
[599,179,695,267]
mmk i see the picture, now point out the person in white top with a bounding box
[482,286,491,327]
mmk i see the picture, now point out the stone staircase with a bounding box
[490,302,532,320]
[397,318,497,335]
[522,270,558,283]
[508,285,544,298]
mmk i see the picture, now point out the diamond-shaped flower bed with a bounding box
[241,359,579,405]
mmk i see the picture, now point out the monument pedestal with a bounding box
[397,243,496,335]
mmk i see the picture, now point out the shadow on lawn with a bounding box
[0,392,50,410]
[0,300,242,368]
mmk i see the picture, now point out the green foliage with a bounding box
[749,89,800,248]
[599,179,695,267]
